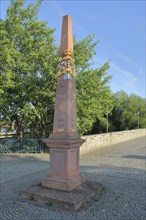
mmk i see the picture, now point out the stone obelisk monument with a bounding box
[42,15,85,191]
[22,15,103,210]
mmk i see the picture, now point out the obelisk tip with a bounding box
[63,14,71,18]
[60,14,73,57]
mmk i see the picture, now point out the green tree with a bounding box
[110,91,146,131]
[0,0,114,137]
[0,0,58,137]
[110,91,129,131]
[74,35,114,134]
[122,94,146,129]
[76,63,114,134]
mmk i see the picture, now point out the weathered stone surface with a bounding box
[21,181,104,211]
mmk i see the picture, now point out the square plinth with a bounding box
[41,146,85,191]
[21,181,104,211]
[49,147,80,178]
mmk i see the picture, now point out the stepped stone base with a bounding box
[21,181,104,211]
[42,174,85,191]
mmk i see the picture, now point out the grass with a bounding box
[29,195,37,201]
[46,200,52,206]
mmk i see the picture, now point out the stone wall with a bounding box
[80,129,145,154]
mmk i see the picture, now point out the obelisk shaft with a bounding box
[52,15,78,139]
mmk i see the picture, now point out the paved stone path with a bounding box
[0,136,145,220]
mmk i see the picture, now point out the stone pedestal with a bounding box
[42,139,85,191]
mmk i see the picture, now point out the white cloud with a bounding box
[73,20,88,36]
[110,62,141,95]
[94,57,145,97]
[118,53,145,74]
[52,0,65,16]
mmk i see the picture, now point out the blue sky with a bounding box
[0,0,145,98]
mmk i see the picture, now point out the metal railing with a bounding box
[0,138,48,153]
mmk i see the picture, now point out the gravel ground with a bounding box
[0,136,146,220]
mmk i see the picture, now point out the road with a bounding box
[0,136,145,220]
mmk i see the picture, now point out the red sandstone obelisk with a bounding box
[42,15,85,191]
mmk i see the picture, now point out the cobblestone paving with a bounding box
[0,136,146,220]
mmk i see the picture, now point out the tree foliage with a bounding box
[76,63,113,134]
[110,91,146,131]
[1,0,144,138]
[0,0,114,137]
[0,0,58,137]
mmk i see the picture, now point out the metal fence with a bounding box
[0,138,48,153]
